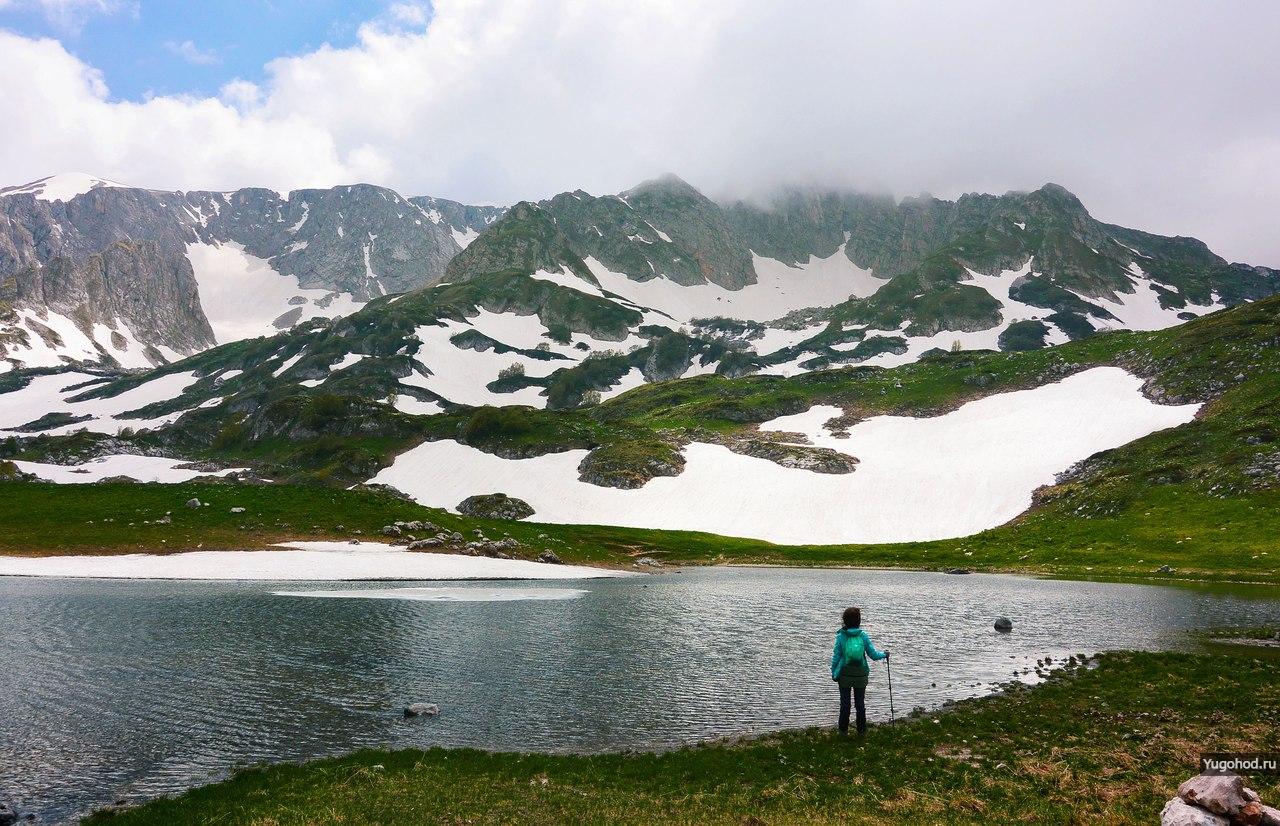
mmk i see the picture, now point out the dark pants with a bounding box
[839,684,867,734]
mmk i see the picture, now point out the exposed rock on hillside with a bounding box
[456,493,535,520]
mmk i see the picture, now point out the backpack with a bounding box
[840,630,870,679]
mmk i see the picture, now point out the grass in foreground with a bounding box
[88,648,1280,825]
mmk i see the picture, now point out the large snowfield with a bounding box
[187,242,364,342]
[0,541,633,581]
[370,367,1200,545]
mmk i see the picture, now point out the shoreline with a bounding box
[78,646,1280,825]
[4,548,1278,592]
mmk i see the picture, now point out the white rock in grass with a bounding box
[1161,798,1228,826]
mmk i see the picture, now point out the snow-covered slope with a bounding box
[0,172,128,202]
[369,367,1199,544]
[0,370,207,436]
[187,242,363,342]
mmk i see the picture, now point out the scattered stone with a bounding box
[944,567,972,575]
[349,539,360,545]
[1158,564,1174,573]
[406,539,441,550]
[1162,797,1229,826]
[230,506,246,514]
[456,493,535,521]
[1179,773,1253,819]
[403,703,440,718]
[537,550,565,565]
[1163,773,1280,826]
[185,498,201,509]
[994,617,1013,633]
[634,557,662,568]
[381,524,403,537]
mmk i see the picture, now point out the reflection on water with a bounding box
[1,567,1278,824]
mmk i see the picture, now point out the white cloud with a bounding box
[165,39,220,66]
[1,1,1278,264]
[4,0,133,32]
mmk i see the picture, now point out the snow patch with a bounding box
[0,541,631,581]
[187,242,363,342]
[14,454,244,484]
[578,252,881,324]
[0,173,126,202]
[450,227,480,248]
[371,367,1199,544]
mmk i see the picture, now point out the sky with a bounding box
[1,0,1278,264]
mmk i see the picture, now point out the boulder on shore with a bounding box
[403,703,440,718]
[994,617,1013,633]
[1163,772,1280,826]
[537,550,564,565]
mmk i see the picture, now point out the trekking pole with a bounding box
[886,652,896,726]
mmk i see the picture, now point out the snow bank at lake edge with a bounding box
[0,541,636,582]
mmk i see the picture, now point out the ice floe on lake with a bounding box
[274,586,588,602]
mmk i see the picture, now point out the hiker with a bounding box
[830,606,889,735]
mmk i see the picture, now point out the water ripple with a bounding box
[1,569,1278,824]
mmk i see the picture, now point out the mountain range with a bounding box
[1,170,1278,512]
[0,172,502,368]
[4,172,1277,381]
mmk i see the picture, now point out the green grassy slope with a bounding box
[2,298,1279,584]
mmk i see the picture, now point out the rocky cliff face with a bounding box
[1,241,214,364]
[0,175,506,370]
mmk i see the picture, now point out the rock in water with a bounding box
[1179,773,1253,819]
[993,616,1013,633]
[0,802,17,826]
[456,493,535,521]
[1161,798,1229,826]
[403,703,440,718]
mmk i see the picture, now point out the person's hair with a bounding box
[842,606,861,628]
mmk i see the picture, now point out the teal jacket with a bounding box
[830,627,887,680]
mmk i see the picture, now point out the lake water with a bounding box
[2,567,1279,823]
